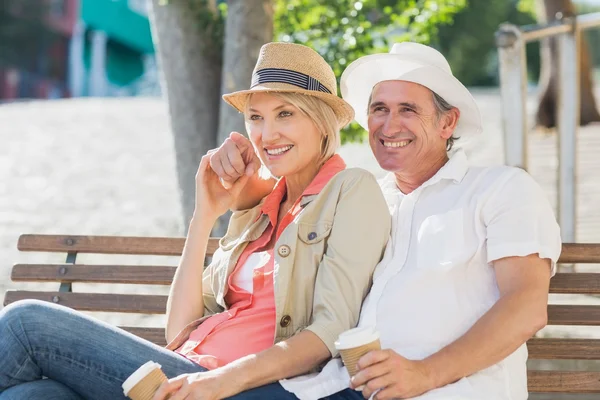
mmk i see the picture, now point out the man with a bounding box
[210,43,561,400]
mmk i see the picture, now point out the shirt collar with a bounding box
[381,149,469,197]
[260,154,347,223]
[427,149,469,186]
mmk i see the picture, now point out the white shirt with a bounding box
[231,251,271,293]
[280,150,562,400]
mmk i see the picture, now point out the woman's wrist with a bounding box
[189,210,218,229]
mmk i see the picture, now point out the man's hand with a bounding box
[209,132,276,211]
[194,151,250,219]
[151,369,238,400]
[350,350,437,400]
[210,131,261,189]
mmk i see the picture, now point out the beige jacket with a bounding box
[168,168,390,356]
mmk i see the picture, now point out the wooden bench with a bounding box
[3,234,219,346]
[4,234,600,395]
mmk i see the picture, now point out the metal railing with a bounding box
[495,12,600,244]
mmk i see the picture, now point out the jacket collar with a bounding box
[260,154,346,222]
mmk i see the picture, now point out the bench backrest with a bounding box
[4,235,220,346]
[4,235,600,394]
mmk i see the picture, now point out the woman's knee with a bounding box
[0,379,83,400]
[1,299,59,327]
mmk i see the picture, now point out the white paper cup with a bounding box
[335,327,381,391]
[122,361,168,400]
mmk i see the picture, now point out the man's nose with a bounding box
[381,114,403,137]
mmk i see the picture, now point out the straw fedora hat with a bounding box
[223,42,354,129]
[340,42,483,137]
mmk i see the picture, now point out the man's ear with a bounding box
[440,107,460,140]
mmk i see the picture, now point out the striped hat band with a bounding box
[251,68,332,94]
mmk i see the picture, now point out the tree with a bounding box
[436,0,539,87]
[218,1,273,145]
[535,0,600,128]
[150,0,466,230]
[215,0,273,235]
[149,0,272,231]
[274,0,466,141]
[149,0,224,228]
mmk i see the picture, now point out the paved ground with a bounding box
[3,90,600,397]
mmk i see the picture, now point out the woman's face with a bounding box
[246,93,322,179]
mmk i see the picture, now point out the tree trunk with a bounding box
[217,0,273,145]
[536,0,600,128]
[149,0,223,229]
[213,0,274,235]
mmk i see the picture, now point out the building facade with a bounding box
[0,0,158,100]
[0,0,79,99]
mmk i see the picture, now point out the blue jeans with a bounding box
[229,384,364,399]
[0,300,363,400]
[0,300,208,400]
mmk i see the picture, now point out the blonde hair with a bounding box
[245,92,341,165]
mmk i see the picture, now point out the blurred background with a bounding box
[3,0,600,233]
[2,1,600,397]
[0,0,159,99]
[2,0,599,100]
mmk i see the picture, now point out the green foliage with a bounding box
[516,0,535,16]
[274,0,466,142]
[576,2,600,68]
[435,0,539,87]
[436,0,600,87]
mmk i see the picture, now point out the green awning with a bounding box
[83,34,145,86]
[82,0,154,54]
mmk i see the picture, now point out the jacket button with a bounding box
[280,315,292,327]
[278,245,291,257]
[308,232,317,240]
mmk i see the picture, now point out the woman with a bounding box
[0,42,390,400]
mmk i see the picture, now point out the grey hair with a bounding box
[431,91,459,151]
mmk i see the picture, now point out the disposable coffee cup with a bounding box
[335,326,381,390]
[122,361,168,400]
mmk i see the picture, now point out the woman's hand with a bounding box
[194,149,250,220]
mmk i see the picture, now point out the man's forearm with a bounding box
[218,330,330,396]
[422,288,547,389]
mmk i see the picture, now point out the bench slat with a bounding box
[548,304,600,326]
[14,236,600,263]
[121,327,166,346]
[550,273,600,294]
[10,269,600,291]
[11,264,177,285]
[527,338,600,360]
[3,291,167,314]
[17,234,219,257]
[559,243,600,264]
[548,305,600,326]
[14,237,600,262]
[527,371,600,392]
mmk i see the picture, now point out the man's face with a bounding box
[367,80,451,174]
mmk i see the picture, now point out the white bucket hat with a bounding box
[340,42,483,137]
